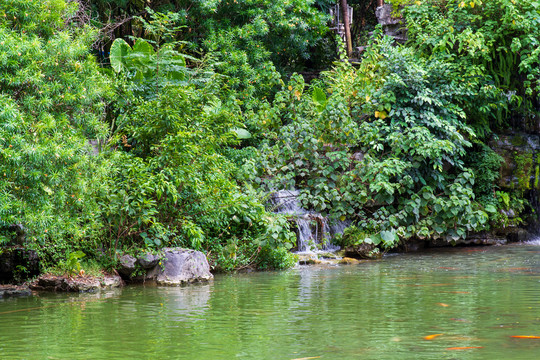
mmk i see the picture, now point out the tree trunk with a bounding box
[340,0,353,58]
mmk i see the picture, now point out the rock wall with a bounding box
[375,4,407,43]
[490,132,540,234]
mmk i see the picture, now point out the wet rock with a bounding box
[398,239,426,252]
[0,284,32,298]
[154,248,213,286]
[118,254,137,276]
[297,253,320,265]
[429,232,507,247]
[317,251,340,260]
[497,227,531,243]
[489,132,540,190]
[30,274,123,293]
[338,257,361,265]
[99,275,124,289]
[344,243,380,259]
[299,258,322,265]
[137,253,160,269]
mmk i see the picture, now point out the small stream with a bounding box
[1,242,539,359]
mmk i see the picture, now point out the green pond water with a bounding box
[1,242,539,360]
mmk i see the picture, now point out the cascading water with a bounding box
[270,190,346,253]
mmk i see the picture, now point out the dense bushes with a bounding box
[399,0,540,130]
[0,0,112,263]
[256,32,498,246]
[0,0,298,272]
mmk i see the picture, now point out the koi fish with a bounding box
[446,347,483,350]
[510,335,540,339]
[436,303,449,307]
[424,334,443,340]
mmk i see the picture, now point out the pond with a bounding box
[1,242,539,360]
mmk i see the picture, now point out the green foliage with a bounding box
[5,0,536,276]
[257,32,493,245]
[335,225,399,249]
[0,0,112,266]
[466,144,504,196]
[101,11,296,271]
[257,247,298,271]
[59,251,86,276]
[403,0,540,125]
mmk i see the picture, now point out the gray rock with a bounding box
[72,279,101,293]
[137,253,160,269]
[344,243,380,259]
[155,248,213,286]
[100,275,124,289]
[0,285,32,298]
[118,254,137,276]
[30,274,123,293]
[375,4,401,26]
[376,4,407,43]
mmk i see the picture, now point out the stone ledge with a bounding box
[29,274,123,293]
[0,284,32,298]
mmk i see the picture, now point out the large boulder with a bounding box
[154,248,213,286]
[117,254,137,276]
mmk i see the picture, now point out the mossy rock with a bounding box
[344,243,381,259]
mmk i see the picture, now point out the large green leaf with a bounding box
[130,39,155,70]
[380,230,397,246]
[232,127,252,139]
[312,87,327,112]
[133,39,155,56]
[110,38,132,73]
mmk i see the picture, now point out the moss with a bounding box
[510,135,528,147]
[535,162,540,189]
[513,152,533,191]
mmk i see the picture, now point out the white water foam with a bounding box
[524,238,540,245]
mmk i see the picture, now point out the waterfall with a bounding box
[270,190,346,253]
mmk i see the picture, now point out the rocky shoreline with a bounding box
[1,247,214,299]
[1,236,535,299]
